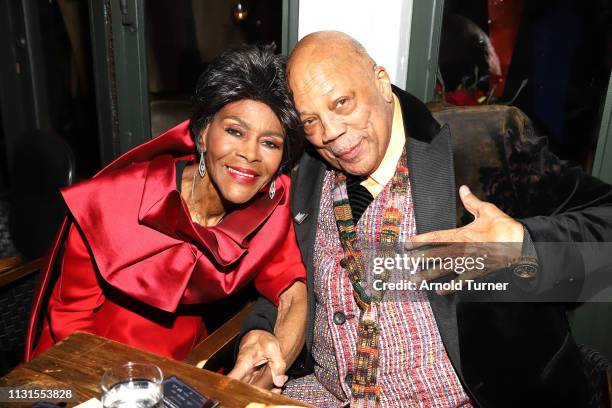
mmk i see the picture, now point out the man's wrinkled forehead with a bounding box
[288,58,342,96]
[288,51,371,99]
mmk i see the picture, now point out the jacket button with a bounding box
[339,258,347,268]
[345,373,353,385]
[333,311,347,325]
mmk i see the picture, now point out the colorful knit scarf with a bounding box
[331,152,409,407]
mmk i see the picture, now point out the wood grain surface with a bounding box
[0,331,312,408]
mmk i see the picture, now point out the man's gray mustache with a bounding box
[329,137,362,156]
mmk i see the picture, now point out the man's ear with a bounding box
[374,66,393,103]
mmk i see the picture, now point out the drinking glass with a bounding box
[100,362,163,408]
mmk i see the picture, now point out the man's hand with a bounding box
[407,186,523,292]
[228,330,288,392]
[412,185,523,244]
[228,281,307,392]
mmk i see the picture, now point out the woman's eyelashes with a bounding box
[225,127,242,137]
[225,125,282,150]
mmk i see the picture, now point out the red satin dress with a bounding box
[26,121,306,361]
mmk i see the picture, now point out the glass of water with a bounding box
[100,362,164,408]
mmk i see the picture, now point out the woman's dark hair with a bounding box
[190,44,302,174]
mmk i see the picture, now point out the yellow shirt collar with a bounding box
[361,94,406,197]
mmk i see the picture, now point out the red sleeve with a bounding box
[253,219,306,306]
[47,224,106,341]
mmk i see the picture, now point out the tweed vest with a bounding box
[287,170,472,407]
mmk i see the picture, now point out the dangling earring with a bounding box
[268,179,276,199]
[198,151,206,178]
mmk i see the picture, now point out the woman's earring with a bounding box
[198,151,207,178]
[268,179,276,199]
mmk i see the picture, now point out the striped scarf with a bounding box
[331,152,408,407]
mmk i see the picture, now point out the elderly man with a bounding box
[230,31,612,407]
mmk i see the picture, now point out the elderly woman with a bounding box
[25,46,307,375]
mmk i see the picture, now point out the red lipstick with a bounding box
[225,165,259,184]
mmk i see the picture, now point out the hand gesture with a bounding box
[407,186,524,293]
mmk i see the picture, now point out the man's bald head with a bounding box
[286,31,395,177]
[288,31,375,80]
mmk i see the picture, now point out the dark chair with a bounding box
[0,130,74,375]
[0,258,45,375]
[427,102,542,225]
[184,302,255,371]
[9,131,75,259]
[579,344,612,408]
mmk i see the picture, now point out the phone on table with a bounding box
[162,375,220,408]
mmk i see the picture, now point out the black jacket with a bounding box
[243,87,612,407]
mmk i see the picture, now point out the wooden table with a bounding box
[0,332,312,407]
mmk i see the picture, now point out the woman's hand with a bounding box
[228,281,307,391]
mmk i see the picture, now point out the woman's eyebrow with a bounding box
[263,130,285,139]
[226,115,284,138]
[226,115,250,128]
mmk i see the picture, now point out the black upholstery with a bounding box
[0,272,38,375]
[8,130,74,259]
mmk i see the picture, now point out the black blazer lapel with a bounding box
[406,118,465,381]
[407,124,457,234]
